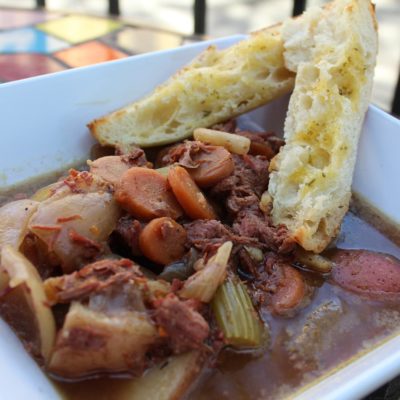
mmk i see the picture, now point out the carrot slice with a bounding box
[272,265,305,315]
[115,167,182,220]
[139,217,187,265]
[189,146,234,187]
[168,166,217,220]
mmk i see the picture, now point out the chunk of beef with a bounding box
[233,210,296,254]
[112,215,143,256]
[119,147,151,167]
[211,119,237,133]
[160,140,210,168]
[210,154,269,216]
[153,294,210,354]
[185,219,258,253]
[44,258,143,305]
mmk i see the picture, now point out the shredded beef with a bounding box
[120,148,151,168]
[210,154,269,217]
[161,140,211,168]
[45,258,143,304]
[113,216,143,256]
[185,219,258,253]
[153,294,209,354]
[235,131,285,154]
[233,210,296,254]
[211,119,237,133]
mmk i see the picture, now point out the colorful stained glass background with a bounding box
[0,8,190,83]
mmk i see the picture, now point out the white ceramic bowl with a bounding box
[0,36,399,400]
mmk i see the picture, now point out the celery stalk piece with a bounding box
[212,278,267,348]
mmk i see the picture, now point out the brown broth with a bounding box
[53,209,400,400]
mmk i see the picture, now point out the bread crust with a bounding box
[88,24,295,148]
[268,0,378,253]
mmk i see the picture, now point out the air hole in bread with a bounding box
[309,147,330,169]
[255,68,271,80]
[300,94,313,110]
[301,65,320,82]
[151,97,179,125]
[271,67,294,83]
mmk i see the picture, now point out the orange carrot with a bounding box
[189,146,234,187]
[272,265,305,315]
[115,167,182,220]
[168,166,216,220]
[139,217,187,265]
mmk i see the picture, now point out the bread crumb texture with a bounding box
[269,0,378,252]
[88,26,295,148]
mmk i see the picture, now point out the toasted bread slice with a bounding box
[268,0,378,253]
[88,25,295,148]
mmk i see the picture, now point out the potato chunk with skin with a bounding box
[49,302,158,379]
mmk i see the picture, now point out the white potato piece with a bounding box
[180,241,232,302]
[0,245,56,363]
[49,302,158,378]
[29,192,120,272]
[0,199,39,251]
[193,128,250,155]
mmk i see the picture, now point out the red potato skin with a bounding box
[330,249,400,298]
[115,167,183,221]
[139,217,187,265]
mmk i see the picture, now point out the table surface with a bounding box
[0,7,193,83]
[0,6,398,400]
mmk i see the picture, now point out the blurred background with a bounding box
[0,0,398,115]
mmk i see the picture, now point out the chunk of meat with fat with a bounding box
[153,294,210,353]
[48,302,158,379]
[44,258,144,305]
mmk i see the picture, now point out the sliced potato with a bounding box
[0,245,56,363]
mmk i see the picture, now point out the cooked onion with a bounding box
[179,241,232,303]
[0,199,39,251]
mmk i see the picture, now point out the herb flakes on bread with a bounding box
[268,0,378,253]
[88,26,295,148]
